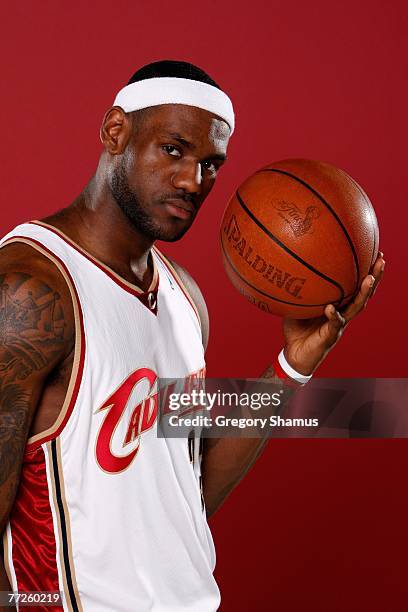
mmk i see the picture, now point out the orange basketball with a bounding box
[220,159,379,318]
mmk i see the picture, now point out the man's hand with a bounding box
[202,253,385,517]
[283,252,385,376]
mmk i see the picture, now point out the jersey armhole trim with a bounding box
[152,246,202,329]
[0,236,86,454]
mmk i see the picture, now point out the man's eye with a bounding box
[202,160,216,173]
[162,145,181,157]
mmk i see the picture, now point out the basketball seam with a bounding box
[235,190,345,303]
[257,167,360,295]
[221,239,342,308]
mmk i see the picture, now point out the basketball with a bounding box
[220,159,379,318]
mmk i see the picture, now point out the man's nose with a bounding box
[171,160,202,194]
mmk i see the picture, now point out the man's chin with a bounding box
[123,212,192,242]
[156,226,191,242]
[152,216,195,242]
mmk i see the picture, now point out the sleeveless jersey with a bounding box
[1,221,220,612]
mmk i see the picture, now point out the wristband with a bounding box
[274,349,313,386]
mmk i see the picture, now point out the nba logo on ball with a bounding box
[220,159,379,318]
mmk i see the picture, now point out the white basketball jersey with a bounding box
[1,221,220,612]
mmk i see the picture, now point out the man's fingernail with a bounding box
[369,275,375,286]
[381,261,386,270]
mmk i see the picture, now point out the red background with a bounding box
[1,1,407,610]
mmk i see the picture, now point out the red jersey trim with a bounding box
[0,236,86,453]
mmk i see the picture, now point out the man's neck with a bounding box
[41,178,155,292]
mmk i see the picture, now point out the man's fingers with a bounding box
[342,274,375,323]
[340,252,385,322]
[321,304,346,344]
[324,304,346,326]
[370,256,385,298]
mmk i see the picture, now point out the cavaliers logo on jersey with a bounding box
[95,368,158,473]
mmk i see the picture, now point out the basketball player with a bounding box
[0,61,384,611]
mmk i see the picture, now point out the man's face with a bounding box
[109,104,230,241]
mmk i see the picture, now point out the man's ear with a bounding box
[99,107,132,154]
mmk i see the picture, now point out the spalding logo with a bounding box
[223,214,306,299]
[95,368,158,473]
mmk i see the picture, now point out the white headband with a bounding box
[113,77,235,134]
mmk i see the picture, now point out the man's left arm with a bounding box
[169,253,385,518]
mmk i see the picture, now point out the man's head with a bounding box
[100,60,233,242]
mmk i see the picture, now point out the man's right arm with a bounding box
[0,244,75,594]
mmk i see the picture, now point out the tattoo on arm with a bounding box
[0,272,68,523]
[0,272,66,381]
[0,386,30,487]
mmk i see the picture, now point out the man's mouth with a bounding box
[163,199,195,219]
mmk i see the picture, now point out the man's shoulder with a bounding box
[0,239,65,285]
[0,238,75,338]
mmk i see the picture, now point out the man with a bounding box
[0,60,384,611]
